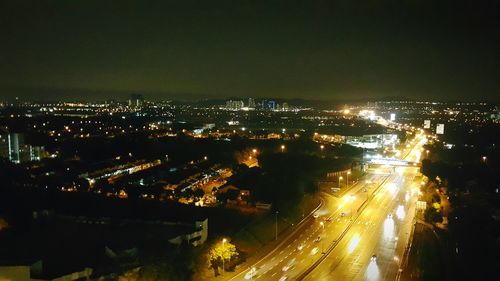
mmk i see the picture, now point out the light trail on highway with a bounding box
[229,133,426,281]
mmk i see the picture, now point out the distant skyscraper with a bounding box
[7,133,23,163]
[225,100,244,110]
[128,94,144,108]
[248,98,256,109]
[0,133,44,163]
[260,99,267,109]
[268,100,276,110]
[282,102,289,111]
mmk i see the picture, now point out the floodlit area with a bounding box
[387,183,397,194]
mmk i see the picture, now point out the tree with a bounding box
[208,239,239,275]
[424,207,442,224]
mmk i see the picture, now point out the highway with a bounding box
[230,133,426,281]
[301,134,425,281]
[231,173,390,281]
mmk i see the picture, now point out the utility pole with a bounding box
[222,238,227,274]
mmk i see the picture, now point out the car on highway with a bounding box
[279,276,288,281]
[244,268,257,280]
[371,254,377,262]
[314,236,321,243]
[325,216,332,222]
[282,258,296,272]
[310,247,319,255]
[313,213,319,219]
[340,212,346,217]
[297,243,304,251]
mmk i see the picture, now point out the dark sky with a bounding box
[1,0,499,101]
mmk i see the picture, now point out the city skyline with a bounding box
[0,2,498,281]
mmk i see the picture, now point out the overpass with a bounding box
[368,158,421,167]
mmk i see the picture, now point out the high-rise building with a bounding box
[7,133,23,163]
[0,133,45,163]
[225,100,244,110]
[260,99,267,109]
[268,100,276,110]
[248,98,256,109]
[128,94,144,108]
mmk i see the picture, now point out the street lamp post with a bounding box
[339,176,343,188]
[222,238,227,274]
[347,171,351,187]
[320,221,325,254]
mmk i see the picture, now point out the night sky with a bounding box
[1,0,499,101]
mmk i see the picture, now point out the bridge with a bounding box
[368,158,421,167]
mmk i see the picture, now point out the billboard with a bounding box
[390,113,396,121]
[423,120,431,129]
[436,123,445,134]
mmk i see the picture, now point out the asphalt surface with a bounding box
[231,134,425,281]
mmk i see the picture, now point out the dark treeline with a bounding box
[420,145,499,280]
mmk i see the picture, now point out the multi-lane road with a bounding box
[229,133,426,281]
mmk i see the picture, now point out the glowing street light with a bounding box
[482,156,487,163]
[320,144,324,150]
[347,171,351,187]
[396,205,405,220]
[280,144,286,152]
[320,221,325,253]
[222,238,227,273]
[252,148,257,154]
[339,176,343,188]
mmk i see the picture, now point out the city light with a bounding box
[396,205,405,220]
[384,215,394,239]
[387,183,397,194]
[347,234,360,253]
[366,260,380,281]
